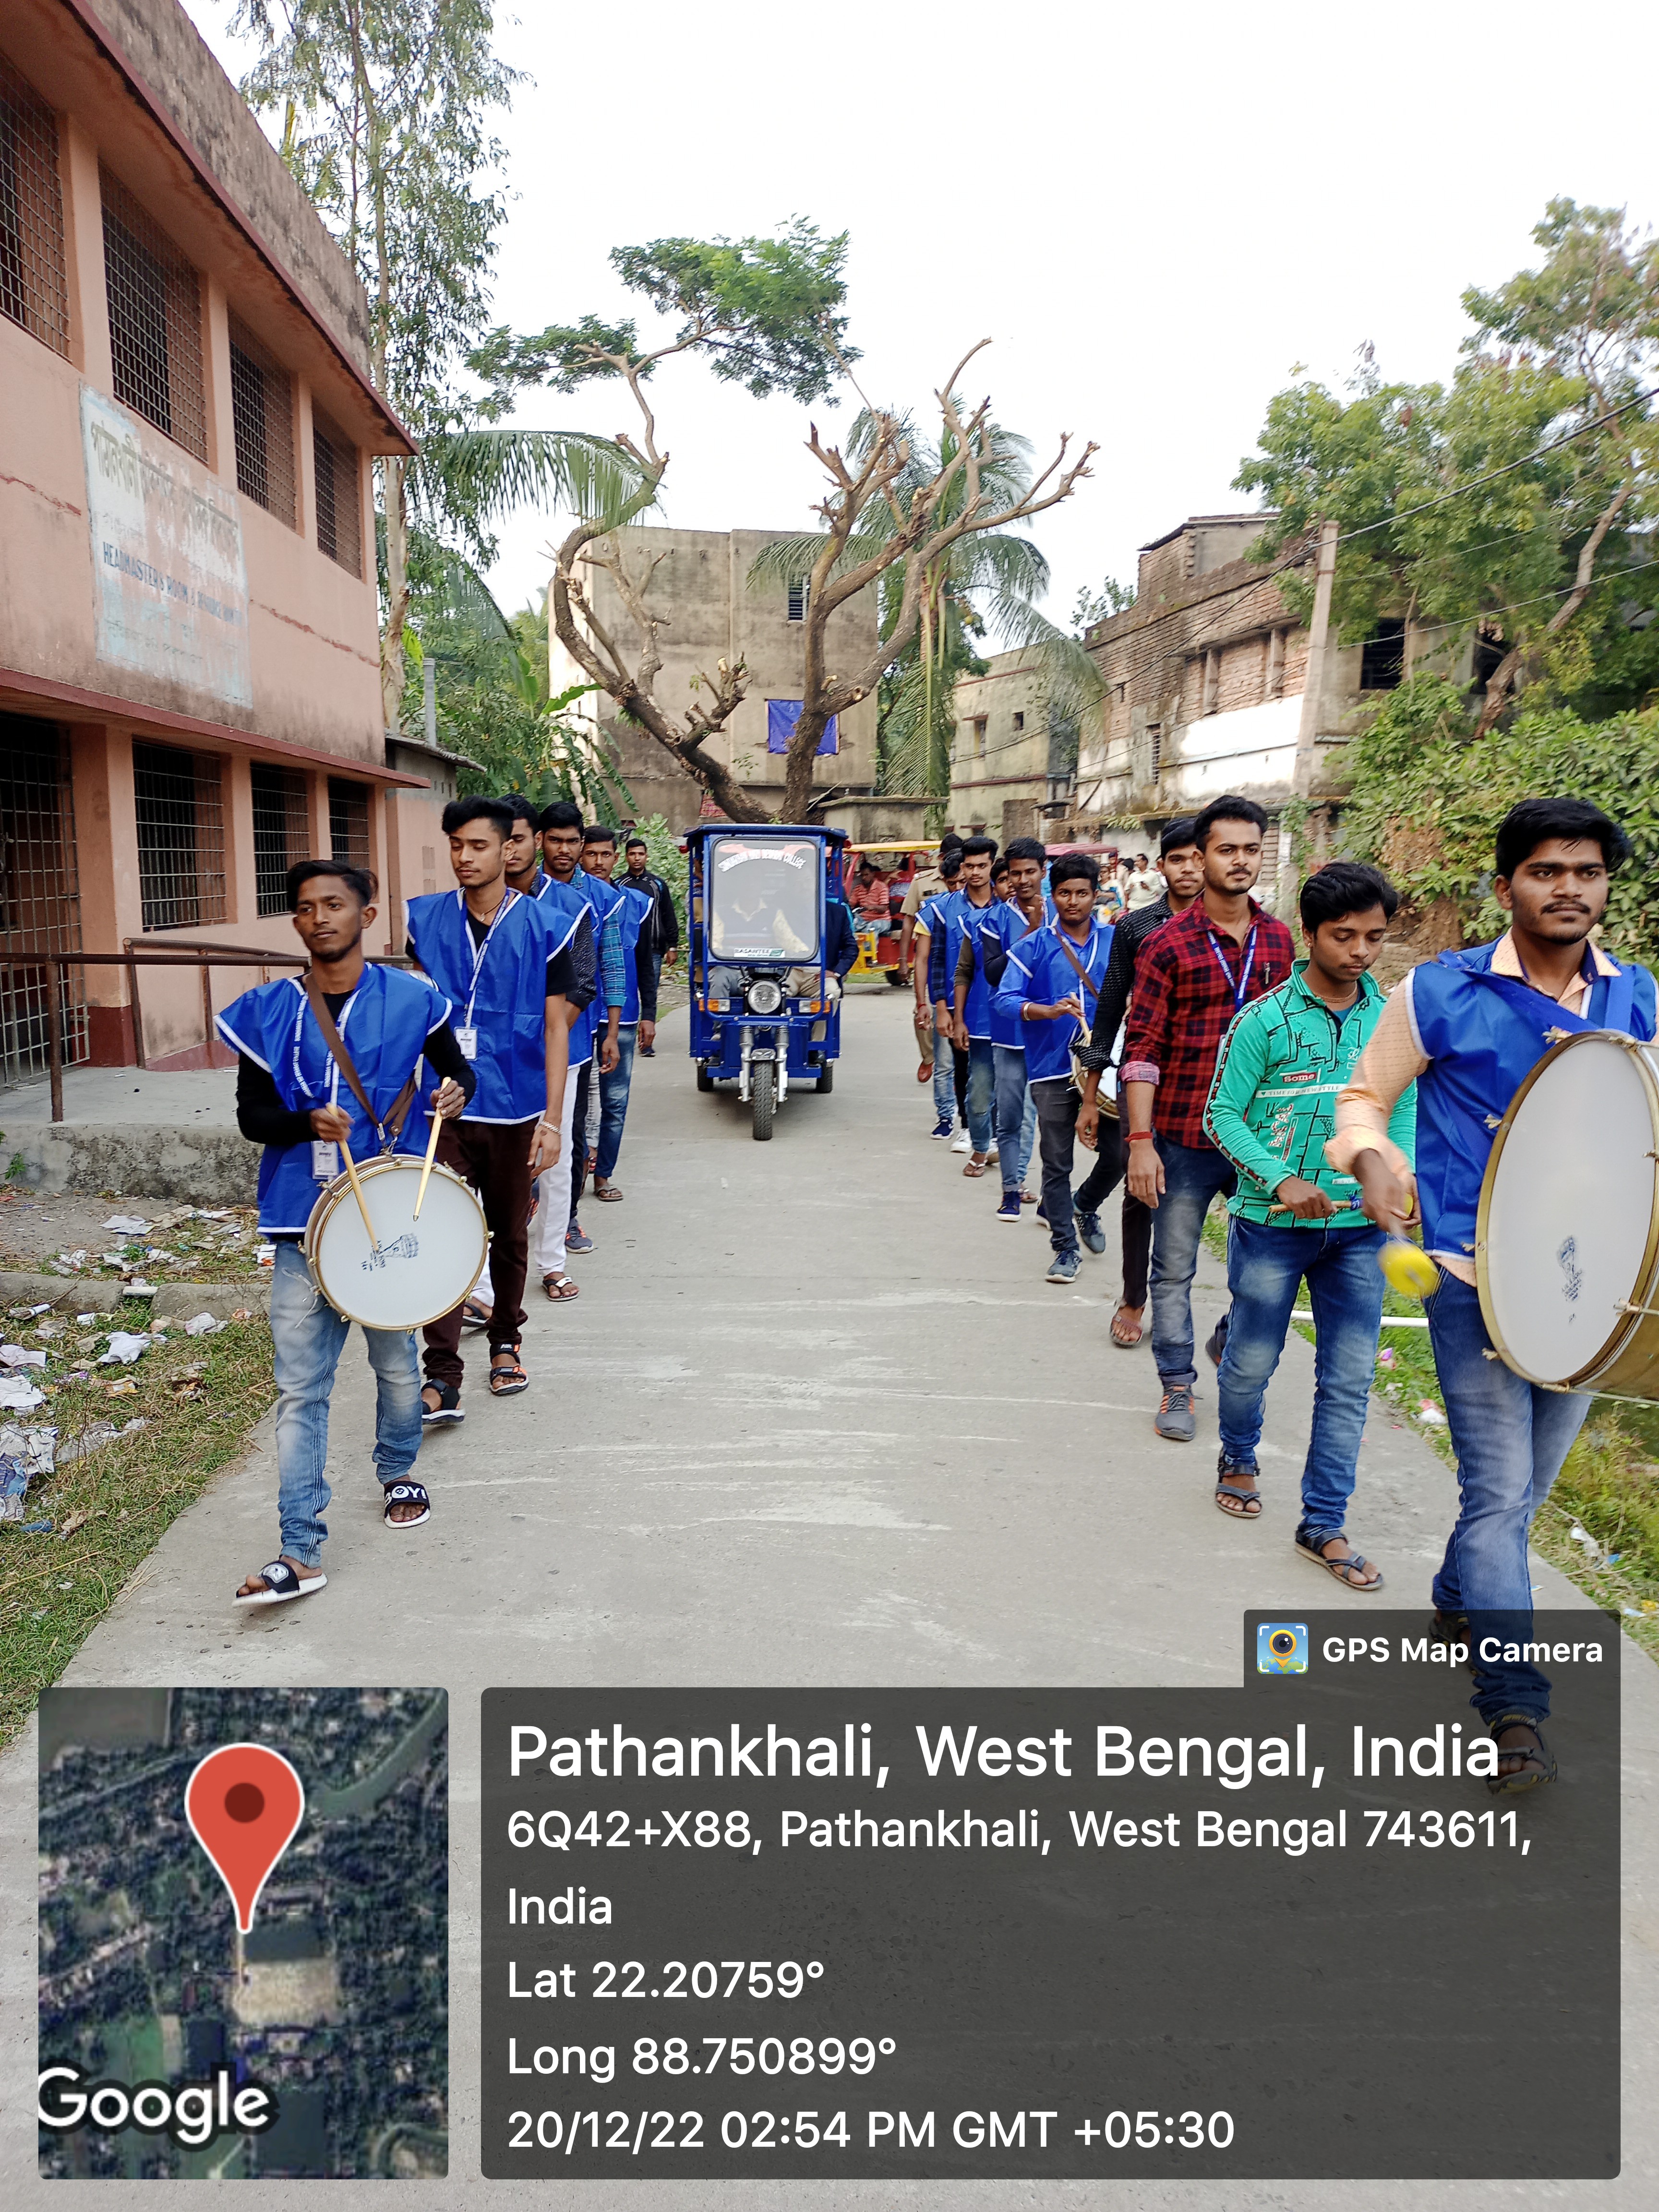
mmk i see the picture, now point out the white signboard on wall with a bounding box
[81,386,252,708]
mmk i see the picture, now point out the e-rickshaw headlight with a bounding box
[745,978,784,1015]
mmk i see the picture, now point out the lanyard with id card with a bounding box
[455,888,519,1060]
[1208,921,1259,1013]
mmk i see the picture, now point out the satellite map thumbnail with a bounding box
[38,1686,447,2179]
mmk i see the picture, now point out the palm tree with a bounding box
[748,407,1102,797]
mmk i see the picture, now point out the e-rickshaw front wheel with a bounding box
[751,1061,775,1140]
[696,1064,715,1094]
[815,1060,834,1094]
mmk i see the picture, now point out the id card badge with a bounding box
[312,1140,340,1180]
[454,1025,479,1061]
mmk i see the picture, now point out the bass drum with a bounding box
[303,1154,489,1331]
[1478,1030,1659,1397]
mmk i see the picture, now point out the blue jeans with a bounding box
[993,1045,1036,1191]
[1218,1218,1385,1528]
[1425,1271,1589,1724]
[931,1010,956,1121]
[965,1036,996,1154]
[595,1023,638,1180]
[1148,1134,1238,1387]
[269,1242,423,1568]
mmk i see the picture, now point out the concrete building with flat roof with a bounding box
[0,0,435,1081]
[554,526,879,830]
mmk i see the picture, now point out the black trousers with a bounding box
[1121,1189,1154,1308]
[1033,1082,1125,1253]
[951,1042,969,1119]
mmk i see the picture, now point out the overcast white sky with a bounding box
[187,0,1659,630]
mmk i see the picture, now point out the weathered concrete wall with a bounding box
[9,1119,259,1202]
[949,650,1052,835]
[93,0,374,376]
[571,527,880,829]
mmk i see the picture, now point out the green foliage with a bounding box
[1070,577,1135,631]
[1235,202,1659,695]
[1339,673,1659,962]
[473,221,855,408]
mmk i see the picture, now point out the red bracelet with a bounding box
[1127,1130,1156,1142]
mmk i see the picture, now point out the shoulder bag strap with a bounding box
[303,973,421,1151]
[1052,932,1102,1001]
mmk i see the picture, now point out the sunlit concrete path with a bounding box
[5,987,1655,2207]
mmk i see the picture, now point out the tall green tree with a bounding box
[231,1,642,733]
[1236,203,1659,734]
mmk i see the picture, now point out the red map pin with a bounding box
[185,1743,306,1933]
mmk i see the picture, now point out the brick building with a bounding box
[0,0,435,1083]
[1050,514,1439,908]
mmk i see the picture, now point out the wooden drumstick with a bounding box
[413,1099,443,1220]
[338,1129,380,1254]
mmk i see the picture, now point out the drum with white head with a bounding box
[302,1154,488,1330]
[1478,1031,1659,1397]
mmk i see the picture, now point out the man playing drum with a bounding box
[1329,797,1656,1793]
[218,860,474,1605]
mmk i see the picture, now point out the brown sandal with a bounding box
[1110,1304,1144,1347]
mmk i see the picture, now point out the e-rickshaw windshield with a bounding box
[707,838,821,962]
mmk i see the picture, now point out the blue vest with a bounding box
[978,902,1046,1049]
[1410,939,1655,1260]
[995,918,1114,1082]
[534,873,595,1067]
[943,890,999,1029]
[216,964,448,1235]
[614,881,653,1024]
[406,887,553,1123]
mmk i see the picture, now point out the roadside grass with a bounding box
[0,1306,275,1751]
[1200,1204,1659,1660]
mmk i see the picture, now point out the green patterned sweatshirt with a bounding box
[1203,962,1416,1226]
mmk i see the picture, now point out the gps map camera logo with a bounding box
[1257,1622,1309,1674]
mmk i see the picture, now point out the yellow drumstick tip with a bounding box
[1378,1237,1440,1298]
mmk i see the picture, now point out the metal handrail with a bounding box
[0,950,411,1122]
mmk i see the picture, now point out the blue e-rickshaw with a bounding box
[685,823,846,1140]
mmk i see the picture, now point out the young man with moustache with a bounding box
[624,834,678,1055]
[578,824,658,1202]
[406,798,572,1413]
[219,860,473,1605]
[1203,861,1414,1551]
[540,800,623,1259]
[1076,819,1204,1346]
[1330,797,1656,1794]
[945,835,1002,1172]
[975,836,1048,1219]
[492,795,599,1307]
[1120,796,1295,1443]
[992,853,1115,1283]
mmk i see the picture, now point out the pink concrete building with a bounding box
[0,0,445,1078]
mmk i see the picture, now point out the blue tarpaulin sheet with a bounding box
[767,698,838,756]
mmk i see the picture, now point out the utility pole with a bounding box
[1280,517,1339,928]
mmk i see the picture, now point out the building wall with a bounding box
[948,651,1052,844]
[0,1,422,1075]
[559,527,880,831]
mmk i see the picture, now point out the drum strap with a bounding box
[303,974,420,1153]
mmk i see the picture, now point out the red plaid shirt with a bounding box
[1121,897,1296,1148]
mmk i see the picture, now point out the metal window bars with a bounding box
[228,313,297,526]
[0,52,69,356]
[327,778,371,875]
[100,166,207,462]
[132,741,227,931]
[0,716,86,1093]
[251,761,311,917]
[312,405,362,576]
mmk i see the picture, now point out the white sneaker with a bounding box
[950,1130,972,1154]
[984,1144,998,1163]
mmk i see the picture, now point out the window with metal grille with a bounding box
[133,741,226,930]
[786,577,808,623]
[1360,616,1407,691]
[328,778,371,875]
[0,54,69,357]
[228,314,296,526]
[100,167,206,461]
[251,761,311,916]
[313,406,361,575]
[0,715,86,1091]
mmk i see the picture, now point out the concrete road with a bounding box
[5,990,1654,2206]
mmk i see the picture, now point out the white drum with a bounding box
[302,1154,489,1331]
[1478,1031,1659,1397]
